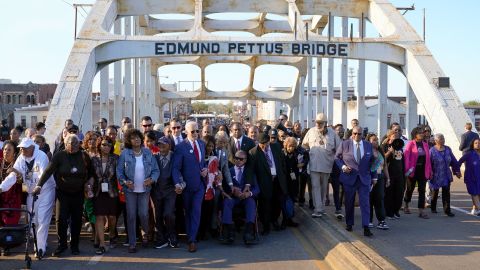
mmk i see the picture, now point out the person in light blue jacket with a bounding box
[117,129,159,253]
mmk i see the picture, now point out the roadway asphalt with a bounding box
[0,212,331,270]
[2,178,479,270]
[321,178,480,270]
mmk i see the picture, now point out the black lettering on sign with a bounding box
[228,43,236,53]
[292,43,300,54]
[166,43,176,55]
[338,44,348,56]
[275,43,283,54]
[302,43,311,55]
[238,43,246,53]
[212,43,220,53]
[155,43,165,55]
[247,43,256,53]
[327,44,337,55]
[178,43,189,54]
[316,44,325,55]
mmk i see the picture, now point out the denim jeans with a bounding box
[125,191,150,246]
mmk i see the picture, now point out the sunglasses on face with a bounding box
[142,124,152,127]
[352,132,362,135]
[101,143,111,147]
[234,156,246,161]
[172,126,181,130]
[190,130,200,134]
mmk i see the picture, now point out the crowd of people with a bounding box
[0,113,479,259]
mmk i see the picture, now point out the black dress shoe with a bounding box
[346,225,353,232]
[71,248,80,255]
[243,223,256,245]
[52,246,67,257]
[286,219,299,227]
[272,221,281,231]
[261,228,270,236]
[363,227,373,237]
[445,212,455,217]
[35,248,44,260]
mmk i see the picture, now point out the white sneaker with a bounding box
[471,208,477,215]
[368,223,374,228]
[311,212,323,218]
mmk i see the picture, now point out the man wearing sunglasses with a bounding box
[169,118,186,149]
[141,116,164,143]
[221,150,258,245]
[172,121,207,252]
[335,126,377,237]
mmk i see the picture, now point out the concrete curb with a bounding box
[295,206,398,270]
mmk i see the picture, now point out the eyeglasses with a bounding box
[234,156,246,161]
[172,126,181,130]
[352,132,362,135]
[190,130,200,134]
[278,118,286,121]
[142,124,152,127]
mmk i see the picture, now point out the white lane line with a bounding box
[87,254,104,265]
[450,206,480,217]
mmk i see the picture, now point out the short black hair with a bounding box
[145,130,157,141]
[123,129,144,149]
[35,122,46,130]
[141,116,152,122]
[106,125,118,132]
[99,118,107,123]
[410,126,423,139]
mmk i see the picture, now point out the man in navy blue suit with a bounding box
[335,126,377,237]
[172,121,207,252]
[221,150,259,245]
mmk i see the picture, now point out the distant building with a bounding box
[0,81,56,128]
[14,103,49,128]
[464,105,480,131]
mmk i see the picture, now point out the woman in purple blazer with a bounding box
[429,133,461,217]
[458,138,480,216]
[403,127,432,219]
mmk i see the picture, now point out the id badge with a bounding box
[290,172,296,180]
[101,182,109,192]
[270,168,277,176]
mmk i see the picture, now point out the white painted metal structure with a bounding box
[45,0,470,156]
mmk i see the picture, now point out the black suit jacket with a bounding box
[459,130,479,154]
[247,143,288,199]
[228,135,256,165]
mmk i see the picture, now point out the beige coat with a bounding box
[302,127,342,173]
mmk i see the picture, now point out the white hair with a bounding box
[434,133,444,141]
[65,134,79,144]
[185,121,198,131]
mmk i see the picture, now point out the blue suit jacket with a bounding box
[228,166,259,198]
[335,139,376,186]
[172,139,206,192]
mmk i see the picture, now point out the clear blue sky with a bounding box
[0,0,478,101]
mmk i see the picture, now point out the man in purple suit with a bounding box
[335,126,377,237]
[172,121,207,252]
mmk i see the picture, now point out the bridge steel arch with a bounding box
[45,0,470,155]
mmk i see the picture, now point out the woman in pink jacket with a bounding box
[403,127,432,219]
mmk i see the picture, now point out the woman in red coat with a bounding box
[0,141,22,255]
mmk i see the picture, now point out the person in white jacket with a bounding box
[0,138,55,259]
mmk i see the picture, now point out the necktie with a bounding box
[176,136,181,145]
[264,147,273,168]
[161,156,167,168]
[356,143,361,163]
[193,141,200,162]
[236,140,241,151]
[236,167,242,185]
